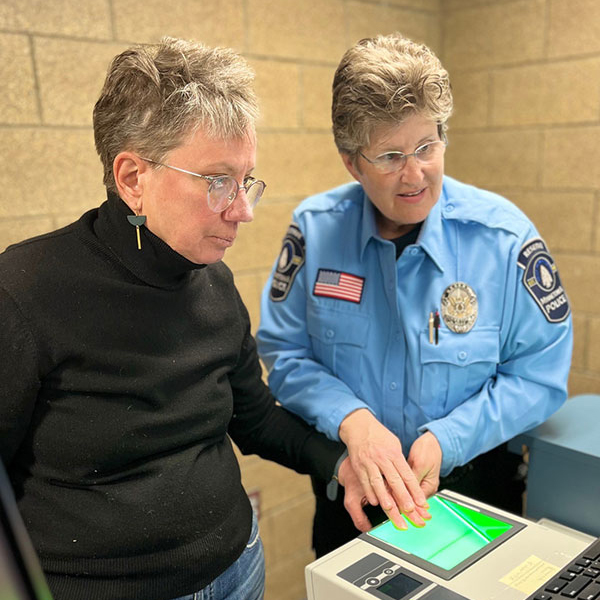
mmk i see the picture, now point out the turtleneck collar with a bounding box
[92,191,206,289]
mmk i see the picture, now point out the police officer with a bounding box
[257,33,572,558]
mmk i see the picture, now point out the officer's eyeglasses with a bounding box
[359,140,447,175]
[140,158,266,213]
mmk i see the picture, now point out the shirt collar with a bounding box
[358,177,449,273]
[359,189,380,259]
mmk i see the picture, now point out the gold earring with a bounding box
[126,210,146,250]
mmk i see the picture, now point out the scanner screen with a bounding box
[367,495,513,571]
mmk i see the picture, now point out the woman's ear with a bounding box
[113,152,148,213]
[341,152,362,183]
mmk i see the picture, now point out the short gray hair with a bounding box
[94,37,259,192]
[332,33,453,157]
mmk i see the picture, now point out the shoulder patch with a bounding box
[517,238,570,323]
[269,223,305,302]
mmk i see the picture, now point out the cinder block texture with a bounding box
[571,315,586,371]
[587,318,600,372]
[548,0,600,59]
[542,127,600,190]
[0,0,112,39]
[258,132,350,198]
[445,0,513,8]
[445,130,540,189]
[265,548,316,600]
[232,272,265,332]
[569,372,600,398]
[0,34,39,124]
[444,0,545,71]
[0,217,54,252]
[558,255,600,314]
[346,2,441,52]
[302,65,335,130]
[508,192,594,253]
[251,59,300,130]
[0,128,104,218]
[247,0,346,62]
[225,200,298,272]
[492,59,600,127]
[261,495,314,566]
[449,71,489,130]
[35,38,126,126]
[113,0,245,49]
[389,0,441,10]
[240,458,312,515]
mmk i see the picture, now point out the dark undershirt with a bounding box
[391,222,423,259]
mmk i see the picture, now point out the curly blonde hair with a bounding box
[332,33,453,157]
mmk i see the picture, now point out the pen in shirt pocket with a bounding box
[428,310,440,345]
[428,312,434,344]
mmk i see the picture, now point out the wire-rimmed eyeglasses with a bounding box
[359,139,447,175]
[140,157,266,213]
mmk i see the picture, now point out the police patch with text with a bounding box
[269,223,305,302]
[517,238,570,323]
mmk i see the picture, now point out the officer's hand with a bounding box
[337,456,406,532]
[339,409,431,529]
[407,431,443,498]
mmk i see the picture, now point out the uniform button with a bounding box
[446,204,455,213]
[458,351,467,360]
[409,247,418,255]
[389,382,397,390]
[326,329,335,338]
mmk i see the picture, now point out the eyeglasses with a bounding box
[359,139,447,175]
[140,158,266,213]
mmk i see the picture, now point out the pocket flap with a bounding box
[307,304,369,346]
[420,327,499,366]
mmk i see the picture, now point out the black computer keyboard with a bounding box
[527,538,600,600]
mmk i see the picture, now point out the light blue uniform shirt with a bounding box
[257,176,572,475]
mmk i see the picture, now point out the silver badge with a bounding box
[440,282,478,333]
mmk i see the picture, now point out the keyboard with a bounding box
[527,538,600,600]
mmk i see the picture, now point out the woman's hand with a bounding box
[339,409,430,529]
[337,455,410,532]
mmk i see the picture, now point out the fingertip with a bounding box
[392,519,408,531]
[404,513,426,528]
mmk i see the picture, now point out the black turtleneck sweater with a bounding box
[0,193,344,600]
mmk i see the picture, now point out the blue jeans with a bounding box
[170,511,265,600]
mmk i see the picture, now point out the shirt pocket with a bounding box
[307,304,369,396]
[418,327,500,420]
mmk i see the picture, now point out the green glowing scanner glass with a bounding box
[367,495,514,572]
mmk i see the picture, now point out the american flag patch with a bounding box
[313,269,364,303]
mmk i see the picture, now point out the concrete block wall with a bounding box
[0,2,440,599]
[442,0,600,397]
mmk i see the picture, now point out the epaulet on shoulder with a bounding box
[442,176,531,236]
[294,181,362,216]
